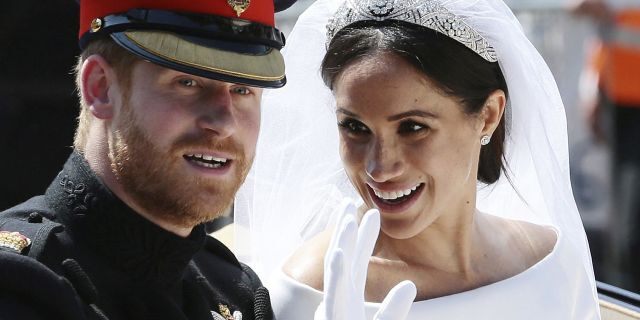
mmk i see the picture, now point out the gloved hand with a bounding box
[314,202,417,320]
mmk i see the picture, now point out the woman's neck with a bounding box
[373,206,486,279]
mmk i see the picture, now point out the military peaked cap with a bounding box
[78,0,296,88]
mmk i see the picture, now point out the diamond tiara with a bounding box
[326,0,498,62]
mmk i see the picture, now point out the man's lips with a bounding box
[183,153,232,169]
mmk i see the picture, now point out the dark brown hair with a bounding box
[321,21,508,184]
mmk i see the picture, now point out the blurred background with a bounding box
[1,0,638,293]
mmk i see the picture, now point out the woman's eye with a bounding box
[178,79,198,87]
[398,121,427,134]
[338,119,370,134]
[231,86,251,95]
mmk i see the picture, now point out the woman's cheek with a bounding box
[339,138,367,172]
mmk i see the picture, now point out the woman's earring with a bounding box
[480,135,491,146]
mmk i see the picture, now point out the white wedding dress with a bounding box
[268,228,599,319]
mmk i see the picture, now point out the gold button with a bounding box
[90,18,103,33]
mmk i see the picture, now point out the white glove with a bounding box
[314,202,417,320]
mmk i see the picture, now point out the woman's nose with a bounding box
[365,139,404,182]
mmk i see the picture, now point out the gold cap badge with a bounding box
[227,0,251,17]
[90,18,103,33]
[0,231,32,252]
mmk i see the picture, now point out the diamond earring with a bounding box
[480,135,491,146]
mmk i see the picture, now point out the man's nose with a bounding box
[365,138,404,182]
[196,86,236,139]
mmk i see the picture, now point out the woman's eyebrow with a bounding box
[387,110,437,121]
[336,108,360,118]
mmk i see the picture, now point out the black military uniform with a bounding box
[0,0,294,318]
[1,152,272,319]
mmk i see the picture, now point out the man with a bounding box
[572,0,640,292]
[0,0,294,319]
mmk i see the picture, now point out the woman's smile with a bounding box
[367,182,425,214]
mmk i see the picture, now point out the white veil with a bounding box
[234,0,599,306]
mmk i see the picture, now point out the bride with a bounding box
[234,0,601,318]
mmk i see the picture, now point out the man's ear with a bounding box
[80,55,116,120]
[480,89,506,136]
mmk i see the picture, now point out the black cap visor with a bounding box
[112,30,285,88]
[84,9,286,88]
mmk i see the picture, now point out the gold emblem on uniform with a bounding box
[0,231,31,252]
[227,0,250,17]
[211,303,242,320]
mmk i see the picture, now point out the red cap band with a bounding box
[79,0,276,39]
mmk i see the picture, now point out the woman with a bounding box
[234,0,601,318]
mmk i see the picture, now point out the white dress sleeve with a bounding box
[267,270,324,319]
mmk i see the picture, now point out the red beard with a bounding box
[109,103,251,228]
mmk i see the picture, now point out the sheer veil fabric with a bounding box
[234,0,600,315]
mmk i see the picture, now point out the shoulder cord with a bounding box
[61,259,110,320]
[240,264,273,320]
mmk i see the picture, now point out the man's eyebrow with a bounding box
[387,110,437,121]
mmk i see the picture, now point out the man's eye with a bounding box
[231,87,250,95]
[338,119,370,134]
[178,79,198,87]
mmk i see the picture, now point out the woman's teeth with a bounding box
[373,184,421,200]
